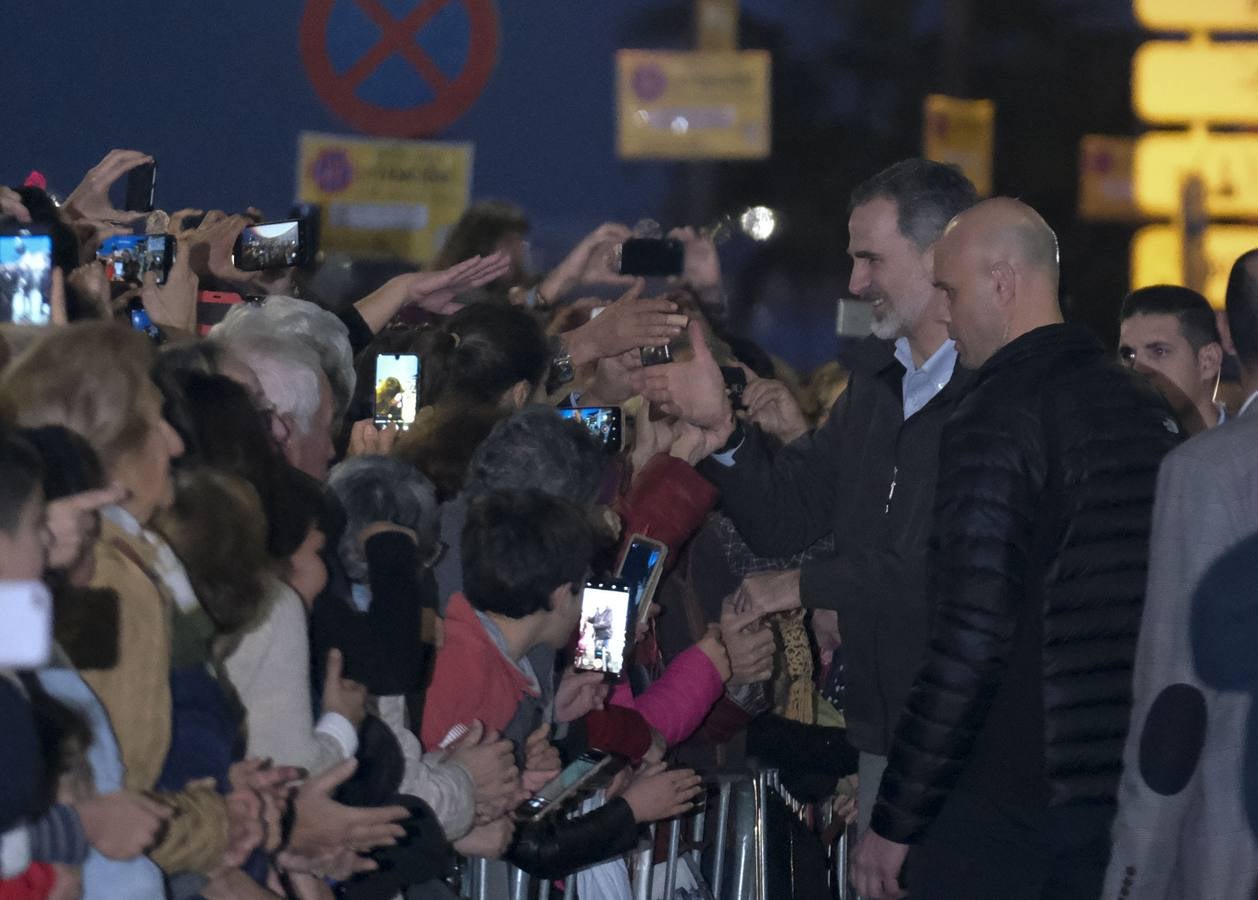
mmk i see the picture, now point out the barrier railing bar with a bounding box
[663,815,682,898]
[711,781,732,898]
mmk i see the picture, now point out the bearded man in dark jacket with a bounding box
[852,198,1182,900]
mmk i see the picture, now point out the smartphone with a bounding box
[615,534,668,628]
[514,750,621,822]
[127,297,165,345]
[97,234,175,286]
[618,238,684,277]
[374,353,421,429]
[639,343,674,367]
[835,297,875,337]
[559,406,623,453]
[124,162,156,213]
[0,227,53,326]
[575,577,634,677]
[232,219,310,271]
[720,366,748,411]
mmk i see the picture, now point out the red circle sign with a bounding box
[300,0,500,138]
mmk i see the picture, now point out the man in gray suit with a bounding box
[1105,249,1258,900]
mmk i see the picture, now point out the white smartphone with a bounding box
[0,582,52,668]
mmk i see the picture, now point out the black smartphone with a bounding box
[124,162,156,213]
[618,238,684,277]
[514,750,621,822]
[559,406,623,453]
[639,343,674,367]
[575,577,634,677]
[720,366,748,411]
[0,226,53,325]
[616,534,669,629]
[97,234,175,286]
[232,219,310,271]
[374,353,421,429]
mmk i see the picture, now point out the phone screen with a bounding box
[98,235,174,286]
[559,406,622,452]
[575,579,633,676]
[515,751,615,820]
[619,238,684,277]
[0,231,53,326]
[617,536,667,624]
[374,354,421,428]
[234,220,302,271]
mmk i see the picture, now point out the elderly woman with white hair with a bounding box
[322,456,518,851]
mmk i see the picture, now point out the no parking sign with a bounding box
[299,0,500,137]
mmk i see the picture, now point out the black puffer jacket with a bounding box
[872,324,1181,844]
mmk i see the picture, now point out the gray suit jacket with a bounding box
[1105,402,1258,900]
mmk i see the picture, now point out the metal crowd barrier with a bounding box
[458,768,854,900]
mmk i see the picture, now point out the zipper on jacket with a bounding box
[884,466,898,514]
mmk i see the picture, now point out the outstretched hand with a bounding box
[63,149,152,225]
[401,251,512,314]
[632,319,732,432]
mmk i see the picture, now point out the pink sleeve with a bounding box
[609,645,725,746]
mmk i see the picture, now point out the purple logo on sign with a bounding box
[631,64,667,102]
[310,148,354,193]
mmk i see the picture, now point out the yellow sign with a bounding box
[695,0,740,52]
[1133,41,1258,125]
[1130,225,1258,308]
[922,95,995,196]
[1133,132,1258,218]
[296,131,473,264]
[1078,135,1140,222]
[617,50,771,160]
[1135,0,1258,32]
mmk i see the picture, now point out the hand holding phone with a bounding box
[124,162,156,213]
[616,535,668,630]
[513,750,622,822]
[232,219,312,271]
[618,238,684,277]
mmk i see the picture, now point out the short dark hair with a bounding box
[465,405,605,507]
[0,430,44,533]
[462,489,592,619]
[849,159,979,249]
[433,200,529,272]
[1121,285,1221,352]
[1226,250,1258,366]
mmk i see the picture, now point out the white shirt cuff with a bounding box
[316,712,360,760]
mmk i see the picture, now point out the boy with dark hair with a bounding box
[1118,284,1225,433]
[421,489,593,750]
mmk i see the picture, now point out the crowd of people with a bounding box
[0,147,1254,900]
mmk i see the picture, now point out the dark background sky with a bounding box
[1,0,1149,369]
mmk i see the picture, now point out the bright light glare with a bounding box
[740,206,777,241]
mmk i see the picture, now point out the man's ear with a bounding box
[546,582,576,612]
[1199,341,1224,384]
[508,379,531,410]
[991,260,1017,309]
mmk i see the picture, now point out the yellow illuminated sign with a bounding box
[617,50,771,160]
[1134,0,1258,31]
[1133,132,1258,218]
[1078,135,1140,222]
[1130,225,1258,308]
[1133,42,1258,125]
[297,132,472,264]
[922,95,995,196]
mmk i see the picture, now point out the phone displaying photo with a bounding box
[639,343,674,367]
[575,578,634,677]
[514,750,620,822]
[559,406,623,453]
[232,219,308,271]
[616,534,668,628]
[618,238,684,277]
[0,228,53,326]
[374,353,421,429]
[124,162,156,213]
[97,234,175,286]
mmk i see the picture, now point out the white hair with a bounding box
[210,296,356,423]
[213,334,324,436]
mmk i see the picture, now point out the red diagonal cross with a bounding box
[340,0,456,93]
